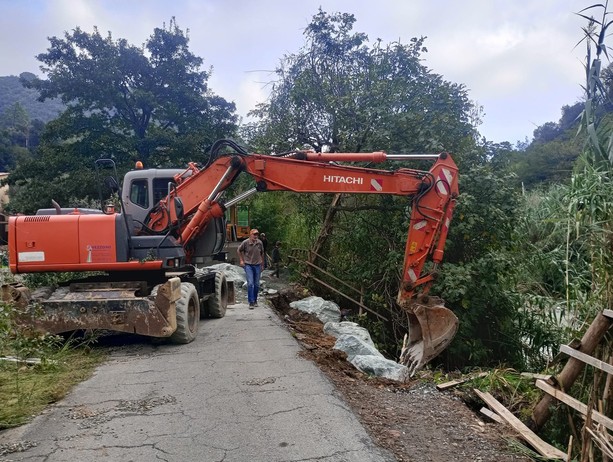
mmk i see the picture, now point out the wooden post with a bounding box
[529,312,612,431]
[359,286,364,316]
[308,193,342,268]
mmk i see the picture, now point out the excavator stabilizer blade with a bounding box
[1,279,182,338]
[399,298,458,376]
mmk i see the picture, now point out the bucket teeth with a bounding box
[399,297,458,376]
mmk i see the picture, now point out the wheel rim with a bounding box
[220,278,228,309]
[188,297,197,333]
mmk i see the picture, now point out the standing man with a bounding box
[238,229,265,309]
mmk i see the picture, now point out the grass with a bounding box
[0,295,106,429]
[0,347,105,429]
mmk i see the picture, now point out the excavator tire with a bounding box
[204,271,228,319]
[170,282,199,344]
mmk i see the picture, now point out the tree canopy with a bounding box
[247,9,476,156]
[30,17,237,165]
[7,18,237,212]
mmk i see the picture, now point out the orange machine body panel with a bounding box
[9,214,119,273]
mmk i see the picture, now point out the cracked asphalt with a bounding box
[0,300,395,461]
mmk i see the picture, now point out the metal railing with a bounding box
[287,248,389,322]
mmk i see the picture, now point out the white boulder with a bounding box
[324,321,376,347]
[289,296,341,324]
[333,334,384,361]
[351,355,409,382]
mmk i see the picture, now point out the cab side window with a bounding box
[129,179,149,209]
[152,178,175,204]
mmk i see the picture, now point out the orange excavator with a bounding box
[3,139,459,374]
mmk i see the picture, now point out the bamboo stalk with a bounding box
[530,312,613,430]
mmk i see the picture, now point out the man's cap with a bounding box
[250,229,259,235]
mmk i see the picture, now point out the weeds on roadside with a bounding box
[0,301,105,429]
[506,438,556,462]
[468,369,544,417]
[429,368,549,423]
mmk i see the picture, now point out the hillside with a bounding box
[0,73,64,122]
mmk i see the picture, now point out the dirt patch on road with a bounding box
[266,284,532,462]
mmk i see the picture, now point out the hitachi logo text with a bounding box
[322,175,364,184]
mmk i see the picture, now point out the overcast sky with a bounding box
[0,0,594,144]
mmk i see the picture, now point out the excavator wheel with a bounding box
[398,296,458,376]
[203,271,228,319]
[170,282,199,344]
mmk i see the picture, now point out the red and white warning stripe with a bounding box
[370,178,383,191]
[436,168,453,195]
[413,220,427,230]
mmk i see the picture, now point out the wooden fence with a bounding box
[531,309,613,460]
[287,248,389,322]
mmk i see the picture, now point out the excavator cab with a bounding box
[121,167,227,266]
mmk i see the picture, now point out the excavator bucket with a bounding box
[399,297,459,376]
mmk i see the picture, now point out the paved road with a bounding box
[0,300,395,461]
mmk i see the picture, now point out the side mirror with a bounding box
[105,176,119,193]
[174,197,184,220]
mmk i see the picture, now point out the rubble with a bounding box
[351,355,410,382]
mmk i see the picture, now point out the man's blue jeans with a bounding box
[244,264,262,304]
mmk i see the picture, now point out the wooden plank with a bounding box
[603,309,613,319]
[0,356,45,365]
[551,338,581,364]
[535,380,613,432]
[559,344,613,375]
[480,406,504,424]
[474,389,566,460]
[520,372,552,380]
[436,372,488,390]
[585,427,613,458]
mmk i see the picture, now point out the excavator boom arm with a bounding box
[149,150,459,303]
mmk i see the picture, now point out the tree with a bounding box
[0,74,64,123]
[532,121,561,144]
[0,102,40,172]
[30,18,236,165]
[7,19,237,212]
[559,102,583,131]
[248,10,476,156]
[512,138,583,188]
[0,102,30,148]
